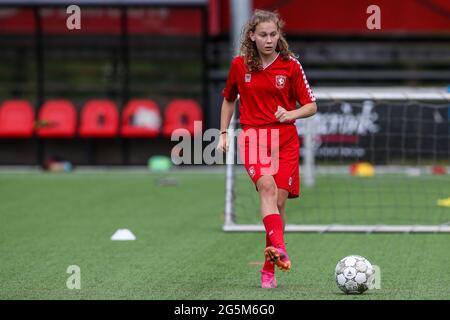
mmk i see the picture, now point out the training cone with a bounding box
[432,165,447,175]
[437,197,450,207]
[111,229,136,241]
[350,162,375,177]
[148,155,172,172]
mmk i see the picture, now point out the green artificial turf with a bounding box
[0,171,449,299]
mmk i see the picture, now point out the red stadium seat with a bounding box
[36,100,77,138]
[162,99,203,137]
[0,100,35,138]
[79,100,119,138]
[121,99,161,138]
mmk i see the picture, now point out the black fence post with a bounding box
[120,6,130,166]
[34,6,44,167]
[201,5,209,131]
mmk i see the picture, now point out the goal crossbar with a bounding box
[314,86,450,101]
[223,223,450,233]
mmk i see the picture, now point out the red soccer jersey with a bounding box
[222,54,316,127]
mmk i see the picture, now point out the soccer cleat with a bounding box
[264,246,291,272]
[261,270,277,289]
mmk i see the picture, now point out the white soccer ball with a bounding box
[335,255,375,294]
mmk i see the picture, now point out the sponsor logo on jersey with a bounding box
[245,73,251,83]
[275,75,286,89]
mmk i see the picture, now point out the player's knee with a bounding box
[258,178,277,198]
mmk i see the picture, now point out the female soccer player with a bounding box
[217,10,317,288]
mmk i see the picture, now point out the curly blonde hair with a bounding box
[240,10,295,72]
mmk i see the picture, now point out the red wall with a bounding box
[213,0,450,35]
[0,0,449,35]
[0,7,202,35]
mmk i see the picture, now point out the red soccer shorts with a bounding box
[238,123,300,198]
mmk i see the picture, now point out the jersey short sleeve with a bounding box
[222,57,240,102]
[291,58,316,106]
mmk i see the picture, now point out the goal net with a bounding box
[223,87,450,233]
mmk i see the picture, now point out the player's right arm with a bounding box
[217,97,236,153]
[218,57,240,153]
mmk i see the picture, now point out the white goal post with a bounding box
[223,87,450,233]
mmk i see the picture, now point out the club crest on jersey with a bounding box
[275,75,286,89]
[248,166,256,178]
[245,73,251,83]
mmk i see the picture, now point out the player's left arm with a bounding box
[275,102,316,123]
[275,58,317,123]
